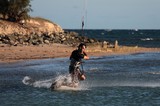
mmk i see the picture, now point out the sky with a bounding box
[30,0,160,29]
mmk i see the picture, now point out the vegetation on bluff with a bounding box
[0,0,32,22]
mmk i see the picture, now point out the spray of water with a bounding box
[22,75,90,90]
[22,76,52,88]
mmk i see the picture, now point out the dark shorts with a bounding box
[69,65,75,74]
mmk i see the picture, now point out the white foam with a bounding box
[22,76,33,85]
[22,75,90,90]
[22,76,52,88]
[32,79,52,88]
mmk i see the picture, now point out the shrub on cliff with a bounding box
[0,0,32,22]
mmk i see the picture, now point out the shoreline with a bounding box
[0,43,160,63]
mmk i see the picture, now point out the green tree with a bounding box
[0,0,9,19]
[0,0,32,22]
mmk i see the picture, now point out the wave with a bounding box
[85,80,160,88]
[147,72,160,75]
[141,38,154,41]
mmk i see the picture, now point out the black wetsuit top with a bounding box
[70,49,87,62]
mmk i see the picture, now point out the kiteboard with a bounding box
[50,80,80,91]
[53,85,80,91]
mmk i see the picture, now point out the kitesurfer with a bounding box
[69,43,89,86]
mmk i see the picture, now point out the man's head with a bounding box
[78,43,86,50]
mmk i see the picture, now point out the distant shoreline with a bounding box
[0,43,159,63]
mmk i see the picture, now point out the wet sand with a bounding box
[0,43,160,63]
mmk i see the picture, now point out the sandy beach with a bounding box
[0,43,160,63]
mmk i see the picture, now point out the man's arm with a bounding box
[84,55,89,60]
[83,51,89,60]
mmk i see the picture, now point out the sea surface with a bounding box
[0,30,160,106]
[66,29,160,48]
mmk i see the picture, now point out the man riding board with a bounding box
[69,43,89,87]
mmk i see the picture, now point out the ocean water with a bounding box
[0,52,160,106]
[0,30,160,106]
[66,29,160,48]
